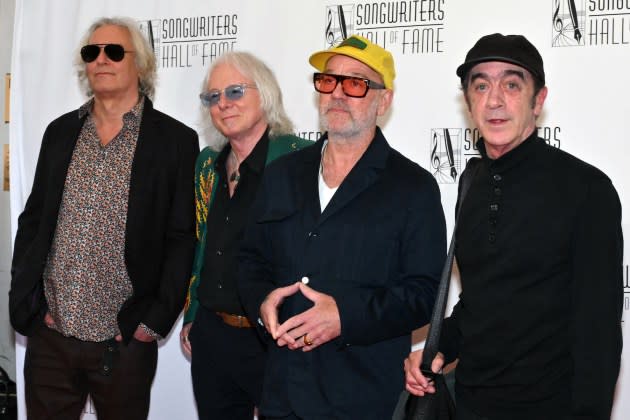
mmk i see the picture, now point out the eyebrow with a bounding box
[470,69,526,84]
[323,70,369,79]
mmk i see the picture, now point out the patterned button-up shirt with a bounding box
[43,97,144,342]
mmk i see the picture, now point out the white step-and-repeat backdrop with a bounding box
[10,0,628,418]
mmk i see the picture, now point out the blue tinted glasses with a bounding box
[199,84,257,107]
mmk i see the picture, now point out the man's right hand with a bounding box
[404,349,445,396]
[260,282,300,343]
[180,322,192,357]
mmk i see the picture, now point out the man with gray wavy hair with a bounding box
[9,16,199,419]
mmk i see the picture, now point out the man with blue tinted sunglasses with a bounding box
[181,51,311,420]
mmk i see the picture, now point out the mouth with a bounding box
[486,118,508,125]
[326,106,350,115]
[221,115,238,122]
[324,99,350,113]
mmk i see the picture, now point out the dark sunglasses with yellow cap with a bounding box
[313,73,385,98]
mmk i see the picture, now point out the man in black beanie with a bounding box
[404,33,623,420]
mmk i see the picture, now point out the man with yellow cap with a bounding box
[238,35,446,419]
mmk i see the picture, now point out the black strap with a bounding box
[420,158,480,375]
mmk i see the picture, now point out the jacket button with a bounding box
[301,276,310,285]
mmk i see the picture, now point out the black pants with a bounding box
[24,323,157,420]
[189,305,267,420]
[456,397,490,420]
[455,388,568,420]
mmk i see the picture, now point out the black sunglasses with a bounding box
[80,44,134,63]
[313,73,386,98]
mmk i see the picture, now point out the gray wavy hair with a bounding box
[75,17,157,99]
[200,51,294,150]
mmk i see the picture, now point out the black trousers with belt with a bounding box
[24,323,157,420]
[189,305,267,420]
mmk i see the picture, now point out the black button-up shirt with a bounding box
[197,133,270,315]
[441,132,623,418]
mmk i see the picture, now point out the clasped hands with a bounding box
[260,282,341,352]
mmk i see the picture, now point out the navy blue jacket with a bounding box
[238,128,446,420]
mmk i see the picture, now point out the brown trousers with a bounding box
[24,324,157,420]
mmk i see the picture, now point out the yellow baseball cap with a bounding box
[309,35,396,89]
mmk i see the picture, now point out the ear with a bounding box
[533,86,548,117]
[376,89,393,116]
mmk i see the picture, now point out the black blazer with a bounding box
[9,98,200,342]
[238,128,447,419]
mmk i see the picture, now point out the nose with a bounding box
[486,85,504,108]
[94,47,108,64]
[216,93,231,110]
[330,79,346,99]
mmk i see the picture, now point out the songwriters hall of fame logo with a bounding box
[552,0,585,46]
[136,16,238,68]
[326,5,354,47]
[553,0,630,47]
[430,128,463,184]
[324,2,445,53]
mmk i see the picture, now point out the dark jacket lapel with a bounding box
[128,98,157,204]
[293,140,324,220]
[318,127,390,225]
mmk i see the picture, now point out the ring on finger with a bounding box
[303,333,313,346]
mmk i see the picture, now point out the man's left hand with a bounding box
[274,283,341,352]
